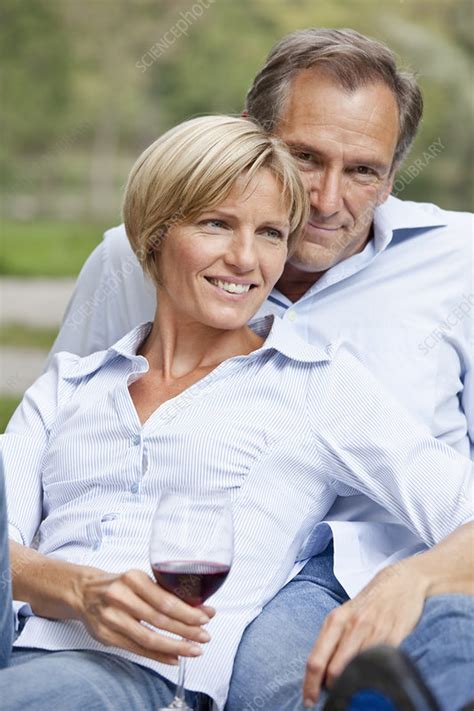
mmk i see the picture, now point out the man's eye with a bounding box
[294,151,314,163]
[355,166,376,176]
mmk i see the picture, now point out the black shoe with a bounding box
[322,645,440,711]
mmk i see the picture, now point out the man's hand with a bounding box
[302,561,428,707]
[303,522,474,706]
[78,568,215,665]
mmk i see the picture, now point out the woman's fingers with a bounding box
[101,581,211,644]
[98,605,205,658]
[96,622,180,665]
[122,569,215,626]
[79,568,215,662]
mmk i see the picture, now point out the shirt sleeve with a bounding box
[461,246,474,457]
[1,354,75,545]
[309,347,474,548]
[46,225,155,364]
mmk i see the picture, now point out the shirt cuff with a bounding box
[8,524,24,545]
[12,600,33,634]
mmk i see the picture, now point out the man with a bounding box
[36,28,474,710]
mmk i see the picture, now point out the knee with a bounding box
[408,593,474,659]
[424,593,474,633]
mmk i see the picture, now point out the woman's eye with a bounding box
[262,227,284,240]
[200,219,227,229]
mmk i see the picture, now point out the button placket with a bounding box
[129,432,146,494]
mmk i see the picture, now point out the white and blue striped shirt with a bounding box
[3,315,473,709]
[48,196,473,596]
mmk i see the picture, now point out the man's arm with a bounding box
[303,349,474,706]
[303,521,474,706]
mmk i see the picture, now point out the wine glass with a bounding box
[150,490,234,710]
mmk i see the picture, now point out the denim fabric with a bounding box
[227,543,348,711]
[226,546,474,711]
[0,460,13,668]
[0,647,211,710]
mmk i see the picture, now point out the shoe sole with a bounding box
[323,646,440,711]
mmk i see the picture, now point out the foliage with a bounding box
[0,220,105,276]
[0,323,58,350]
[0,396,20,434]
[1,0,473,218]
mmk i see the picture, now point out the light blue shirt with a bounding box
[4,316,473,708]
[49,196,474,595]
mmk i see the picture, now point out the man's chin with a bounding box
[287,244,339,274]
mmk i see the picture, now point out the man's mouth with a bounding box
[205,277,257,294]
[307,221,342,232]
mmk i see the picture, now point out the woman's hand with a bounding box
[77,568,215,665]
[302,561,428,707]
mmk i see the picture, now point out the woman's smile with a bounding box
[204,276,258,298]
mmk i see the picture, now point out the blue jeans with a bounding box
[0,460,13,669]
[226,544,474,711]
[0,647,211,710]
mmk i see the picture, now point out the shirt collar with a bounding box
[373,195,448,251]
[63,322,152,380]
[271,196,449,303]
[249,314,332,363]
[64,316,330,381]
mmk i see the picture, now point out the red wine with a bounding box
[152,560,230,606]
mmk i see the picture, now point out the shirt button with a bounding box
[131,435,141,446]
[288,311,296,322]
[92,540,101,551]
[101,513,117,522]
[130,482,139,494]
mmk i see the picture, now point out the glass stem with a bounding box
[175,655,186,703]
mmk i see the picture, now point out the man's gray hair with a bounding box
[246,28,423,166]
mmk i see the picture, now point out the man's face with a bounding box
[275,69,400,273]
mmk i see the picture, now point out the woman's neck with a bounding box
[139,302,263,380]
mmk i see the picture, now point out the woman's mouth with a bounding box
[205,277,257,298]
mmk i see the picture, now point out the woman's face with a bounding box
[156,169,291,331]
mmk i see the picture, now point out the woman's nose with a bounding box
[224,232,258,272]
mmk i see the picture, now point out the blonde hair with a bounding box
[122,115,309,286]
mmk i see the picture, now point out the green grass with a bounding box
[0,396,21,433]
[0,220,108,277]
[0,323,58,350]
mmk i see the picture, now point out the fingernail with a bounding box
[189,645,203,656]
[304,699,314,708]
[198,630,211,642]
[198,614,210,624]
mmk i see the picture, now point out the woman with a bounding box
[1,116,472,711]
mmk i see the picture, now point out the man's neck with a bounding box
[275,265,325,303]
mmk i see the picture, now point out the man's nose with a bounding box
[309,170,344,218]
[225,232,258,272]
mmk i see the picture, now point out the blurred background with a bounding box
[1,0,473,429]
